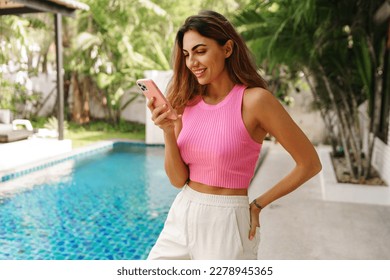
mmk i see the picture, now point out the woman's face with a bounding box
[182,30,232,85]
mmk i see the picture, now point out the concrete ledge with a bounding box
[0,138,72,172]
[318,146,390,206]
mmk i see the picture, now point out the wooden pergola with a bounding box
[0,0,89,140]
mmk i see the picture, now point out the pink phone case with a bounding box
[136,79,178,120]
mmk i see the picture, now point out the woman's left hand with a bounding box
[249,203,261,240]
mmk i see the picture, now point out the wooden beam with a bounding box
[55,13,64,140]
[12,0,75,17]
[0,0,22,9]
[0,7,44,15]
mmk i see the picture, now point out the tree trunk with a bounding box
[363,34,386,179]
[338,86,363,180]
[105,89,115,124]
[364,65,384,179]
[81,76,91,124]
[319,65,357,179]
[303,70,338,153]
[71,72,83,124]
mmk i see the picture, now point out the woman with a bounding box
[147,10,322,260]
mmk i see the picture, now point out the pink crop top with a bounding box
[177,84,262,189]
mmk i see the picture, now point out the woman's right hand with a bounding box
[147,97,187,187]
[147,97,179,133]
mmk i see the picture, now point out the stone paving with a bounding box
[249,142,390,260]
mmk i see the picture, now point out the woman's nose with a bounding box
[188,55,199,68]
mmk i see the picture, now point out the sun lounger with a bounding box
[0,109,34,143]
[0,129,33,143]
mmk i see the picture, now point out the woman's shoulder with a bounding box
[243,86,277,108]
[242,86,288,126]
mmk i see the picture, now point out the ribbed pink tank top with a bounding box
[177,84,262,189]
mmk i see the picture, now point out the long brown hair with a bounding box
[167,10,267,110]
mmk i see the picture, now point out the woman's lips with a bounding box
[193,68,206,78]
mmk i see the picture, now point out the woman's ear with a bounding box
[224,40,234,58]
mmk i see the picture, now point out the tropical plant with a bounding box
[0,14,53,118]
[63,0,176,125]
[1,0,251,125]
[44,116,69,131]
[235,0,388,182]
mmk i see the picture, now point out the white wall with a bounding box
[3,72,148,124]
[143,70,173,145]
[372,120,390,185]
[2,72,57,117]
[30,74,57,116]
[120,88,146,124]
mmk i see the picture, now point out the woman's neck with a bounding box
[205,77,235,103]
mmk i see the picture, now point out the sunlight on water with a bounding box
[0,143,178,260]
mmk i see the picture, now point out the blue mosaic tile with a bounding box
[0,143,178,260]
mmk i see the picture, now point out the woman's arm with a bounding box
[246,88,322,238]
[253,89,322,206]
[163,123,189,188]
[148,98,189,188]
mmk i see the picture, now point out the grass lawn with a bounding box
[65,120,145,148]
[31,118,145,149]
[66,130,145,149]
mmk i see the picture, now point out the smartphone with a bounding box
[136,79,178,120]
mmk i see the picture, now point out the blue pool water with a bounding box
[0,143,179,260]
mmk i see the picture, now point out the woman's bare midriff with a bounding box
[188,180,248,196]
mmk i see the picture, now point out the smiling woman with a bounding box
[146,10,321,260]
[168,11,267,109]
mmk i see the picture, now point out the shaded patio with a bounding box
[0,1,89,174]
[0,0,89,140]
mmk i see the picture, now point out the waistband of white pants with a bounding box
[182,184,249,208]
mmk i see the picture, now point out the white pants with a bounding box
[147,184,260,260]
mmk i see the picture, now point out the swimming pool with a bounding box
[0,142,179,260]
